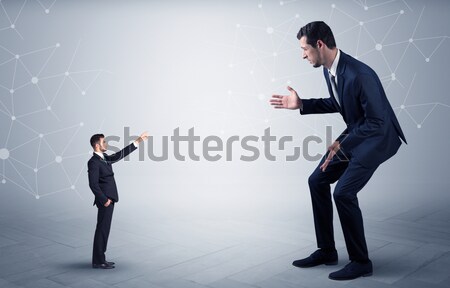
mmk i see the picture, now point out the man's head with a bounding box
[90,134,107,152]
[297,21,337,68]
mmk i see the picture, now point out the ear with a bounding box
[317,40,324,49]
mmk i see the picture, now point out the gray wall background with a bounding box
[0,0,449,223]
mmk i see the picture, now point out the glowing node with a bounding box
[0,148,10,160]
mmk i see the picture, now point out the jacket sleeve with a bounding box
[339,74,386,151]
[300,98,340,115]
[104,143,138,164]
[88,160,108,205]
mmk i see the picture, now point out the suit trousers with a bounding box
[92,202,114,264]
[308,151,378,262]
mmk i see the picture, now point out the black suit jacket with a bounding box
[301,51,407,168]
[88,143,137,206]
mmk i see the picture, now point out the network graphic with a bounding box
[0,0,448,200]
[0,1,107,200]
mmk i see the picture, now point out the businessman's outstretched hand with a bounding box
[270,86,302,110]
[135,131,149,145]
[140,131,149,141]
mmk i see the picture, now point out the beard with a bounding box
[312,62,321,68]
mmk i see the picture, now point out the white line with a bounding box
[8,136,40,152]
[0,56,15,66]
[428,37,447,58]
[4,120,14,147]
[0,173,35,196]
[61,126,81,156]
[17,58,33,77]
[37,46,58,77]
[411,6,425,38]
[394,43,411,72]
[381,13,402,44]
[367,0,396,9]
[365,11,400,24]
[7,158,35,193]
[402,73,416,105]
[15,118,40,135]
[67,40,81,71]
[35,137,42,169]
[0,1,12,24]
[16,108,47,119]
[13,0,27,25]
[420,103,438,125]
[402,108,418,125]
[44,123,80,136]
[411,42,426,58]
[401,0,413,12]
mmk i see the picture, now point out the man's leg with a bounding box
[333,160,377,262]
[293,153,349,268]
[309,153,348,250]
[92,202,114,265]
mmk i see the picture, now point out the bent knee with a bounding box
[333,190,356,202]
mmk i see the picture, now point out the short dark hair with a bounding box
[297,21,336,49]
[90,134,104,149]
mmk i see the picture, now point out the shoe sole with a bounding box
[293,260,338,268]
[92,266,115,269]
[329,272,372,281]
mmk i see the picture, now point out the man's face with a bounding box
[97,137,107,152]
[300,36,322,68]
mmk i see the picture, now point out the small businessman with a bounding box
[88,131,148,269]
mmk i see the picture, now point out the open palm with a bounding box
[270,86,302,109]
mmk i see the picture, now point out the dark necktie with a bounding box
[329,72,340,107]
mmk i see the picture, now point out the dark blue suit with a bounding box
[88,143,137,264]
[300,51,406,262]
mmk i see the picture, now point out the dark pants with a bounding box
[92,202,114,264]
[308,151,378,262]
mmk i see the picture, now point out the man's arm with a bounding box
[105,131,149,163]
[300,98,339,115]
[88,160,108,205]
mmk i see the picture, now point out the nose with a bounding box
[302,51,307,59]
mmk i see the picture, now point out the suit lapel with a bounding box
[337,51,347,114]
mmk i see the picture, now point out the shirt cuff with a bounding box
[133,141,139,148]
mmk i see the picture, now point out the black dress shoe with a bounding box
[329,260,373,280]
[106,261,115,266]
[92,262,115,269]
[292,249,338,268]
